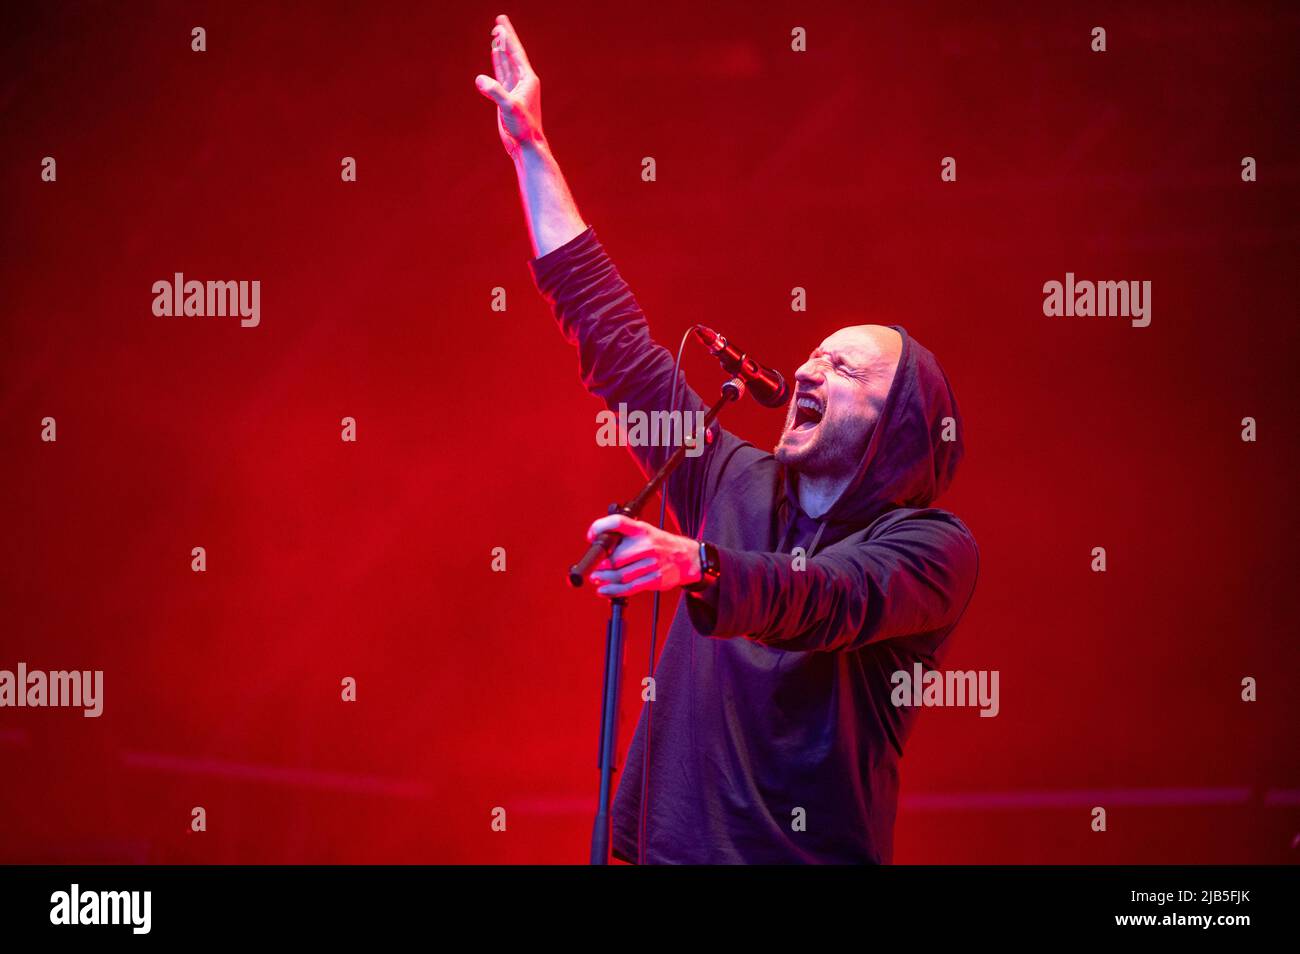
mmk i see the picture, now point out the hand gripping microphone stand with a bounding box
[568,374,747,865]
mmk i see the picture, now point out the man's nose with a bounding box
[795,361,825,387]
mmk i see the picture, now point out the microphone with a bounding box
[691,325,789,408]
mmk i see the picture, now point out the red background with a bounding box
[1,0,1297,863]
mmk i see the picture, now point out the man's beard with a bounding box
[774,409,870,479]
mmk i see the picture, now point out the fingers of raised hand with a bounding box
[492,17,532,79]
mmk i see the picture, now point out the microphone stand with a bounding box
[569,376,745,865]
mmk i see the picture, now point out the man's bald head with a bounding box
[823,324,903,394]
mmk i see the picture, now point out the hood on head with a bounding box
[780,325,965,544]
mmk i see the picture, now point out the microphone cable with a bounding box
[637,324,695,865]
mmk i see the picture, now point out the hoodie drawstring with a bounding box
[807,520,829,558]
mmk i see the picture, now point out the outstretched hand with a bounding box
[474,14,544,159]
[585,515,704,598]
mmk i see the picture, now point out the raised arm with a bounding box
[472,15,747,594]
[474,14,586,258]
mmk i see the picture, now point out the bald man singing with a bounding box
[477,15,979,864]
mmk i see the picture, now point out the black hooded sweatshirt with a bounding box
[529,226,979,864]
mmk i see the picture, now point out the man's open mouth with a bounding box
[794,394,824,431]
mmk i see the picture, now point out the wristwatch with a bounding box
[684,540,722,593]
